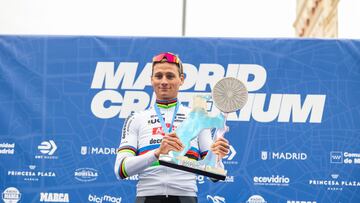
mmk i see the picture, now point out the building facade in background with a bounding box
[294,0,339,37]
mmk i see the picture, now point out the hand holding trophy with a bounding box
[159,77,248,180]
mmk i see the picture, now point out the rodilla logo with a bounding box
[88,194,121,203]
[38,140,57,155]
[246,195,267,203]
[90,62,326,123]
[2,187,21,203]
[206,195,225,203]
[330,151,343,163]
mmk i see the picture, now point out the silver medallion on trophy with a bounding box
[159,77,248,180]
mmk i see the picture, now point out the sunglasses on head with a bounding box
[152,52,181,64]
[152,52,183,74]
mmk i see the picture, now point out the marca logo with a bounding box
[253,175,290,186]
[90,62,326,123]
[2,187,21,203]
[206,195,225,203]
[261,151,307,161]
[88,194,122,203]
[81,146,117,155]
[74,168,98,182]
[0,143,15,155]
[246,195,267,203]
[287,201,316,203]
[40,192,69,202]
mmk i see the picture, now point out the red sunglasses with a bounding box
[152,52,181,64]
[152,52,183,74]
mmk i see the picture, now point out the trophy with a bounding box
[159,77,248,180]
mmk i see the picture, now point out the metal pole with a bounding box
[182,0,187,36]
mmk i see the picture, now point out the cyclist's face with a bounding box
[151,62,184,100]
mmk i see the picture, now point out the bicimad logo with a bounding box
[2,187,21,203]
[206,195,225,203]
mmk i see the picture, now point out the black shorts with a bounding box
[135,195,197,203]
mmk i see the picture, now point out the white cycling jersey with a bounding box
[114,100,215,197]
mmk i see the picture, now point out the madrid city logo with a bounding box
[261,151,307,161]
[35,140,58,159]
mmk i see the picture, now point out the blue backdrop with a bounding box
[0,36,360,203]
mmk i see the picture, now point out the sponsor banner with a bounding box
[1,36,360,203]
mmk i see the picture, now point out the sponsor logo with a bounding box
[253,175,290,186]
[40,192,69,202]
[149,138,162,144]
[125,174,138,181]
[81,146,117,155]
[2,187,21,203]
[330,151,360,165]
[88,194,122,203]
[196,175,234,184]
[246,195,267,203]
[223,145,237,165]
[35,140,58,159]
[197,175,205,184]
[309,174,360,191]
[8,165,56,182]
[0,143,15,155]
[287,201,316,203]
[261,151,307,161]
[206,195,225,203]
[152,124,176,136]
[90,62,326,123]
[74,168,98,182]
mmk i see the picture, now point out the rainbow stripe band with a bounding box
[200,151,208,159]
[117,146,137,156]
[156,98,178,109]
[119,158,128,179]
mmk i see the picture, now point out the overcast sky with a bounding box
[0,0,359,39]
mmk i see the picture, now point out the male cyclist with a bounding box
[114,52,229,203]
